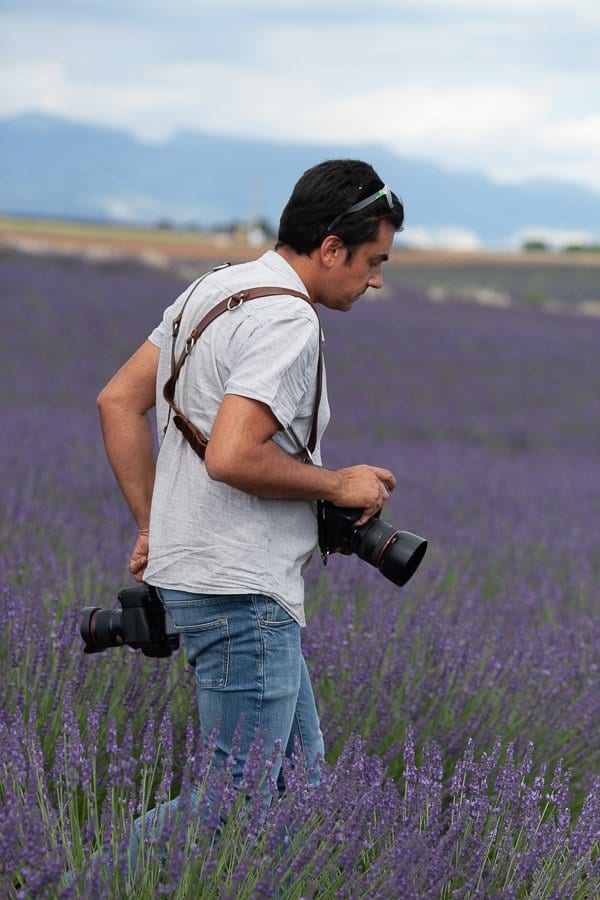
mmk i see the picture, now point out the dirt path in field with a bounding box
[0,217,257,266]
[2,215,599,271]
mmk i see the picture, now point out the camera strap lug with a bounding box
[317,499,329,566]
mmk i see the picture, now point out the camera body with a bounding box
[317,501,427,587]
[80,584,179,657]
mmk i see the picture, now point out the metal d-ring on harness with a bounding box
[162,263,323,463]
[227,293,245,311]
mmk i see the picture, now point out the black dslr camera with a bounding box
[80,584,179,658]
[318,501,427,587]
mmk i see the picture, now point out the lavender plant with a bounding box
[0,251,598,896]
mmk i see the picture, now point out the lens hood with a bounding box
[377,531,428,586]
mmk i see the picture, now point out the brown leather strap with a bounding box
[163,285,323,461]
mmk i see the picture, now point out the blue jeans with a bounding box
[159,589,324,783]
[126,591,324,870]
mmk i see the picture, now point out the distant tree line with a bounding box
[522,238,600,253]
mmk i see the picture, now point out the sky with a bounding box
[1,0,599,202]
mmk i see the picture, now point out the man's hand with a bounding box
[130,529,149,583]
[329,464,396,525]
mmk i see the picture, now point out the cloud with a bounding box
[487,113,600,189]
[3,55,599,190]
[1,2,599,191]
[540,115,600,154]
[0,53,543,148]
[399,225,482,251]
[296,85,543,148]
[0,61,69,116]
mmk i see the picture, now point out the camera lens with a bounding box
[350,518,428,587]
[80,606,126,654]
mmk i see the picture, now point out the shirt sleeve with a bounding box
[148,318,167,349]
[223,311,319,429]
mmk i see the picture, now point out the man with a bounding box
[97,158,404,799]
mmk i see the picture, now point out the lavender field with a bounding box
[1,250,599,898]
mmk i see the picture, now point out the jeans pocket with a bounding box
[177,618,230,688]
[257,597,297,630]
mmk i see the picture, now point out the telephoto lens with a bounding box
[80,585,180,657]
[80,605,126,653]
[318,502,427,587]
[349,515,428,586]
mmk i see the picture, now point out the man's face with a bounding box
[317,219,395,312]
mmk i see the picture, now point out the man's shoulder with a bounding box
[207,251,307,297]
[169,252,315,349]
[206,253,315,326]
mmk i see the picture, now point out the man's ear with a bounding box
[319,234,346,269]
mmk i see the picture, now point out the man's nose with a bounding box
[368,270,383,289]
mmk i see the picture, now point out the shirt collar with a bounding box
[260,250,310,298]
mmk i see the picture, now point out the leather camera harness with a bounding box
[163,266,323,463]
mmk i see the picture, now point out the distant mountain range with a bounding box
[1,112,599,247]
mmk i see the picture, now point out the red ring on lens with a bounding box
[375,531,399,567]
[89,608,98,646]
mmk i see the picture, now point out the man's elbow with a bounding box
[97,382,118,413]
[97,384,111,418]
[96,384,110,412]
[204,443,234,484]
[204,442,254,489]
[96,383,130,423]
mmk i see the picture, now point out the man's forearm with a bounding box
[206,435,394,523]
[96,340,159,531]
[98,401,156,530]
[206,435,340,500]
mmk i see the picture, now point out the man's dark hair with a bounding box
[276,159,404,258]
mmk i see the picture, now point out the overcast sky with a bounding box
[2,0,599,195]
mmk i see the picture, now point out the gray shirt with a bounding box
[144,250,330,626]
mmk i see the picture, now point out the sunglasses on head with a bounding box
[327,184,394,233]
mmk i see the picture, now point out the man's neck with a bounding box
[275,246,318,301]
